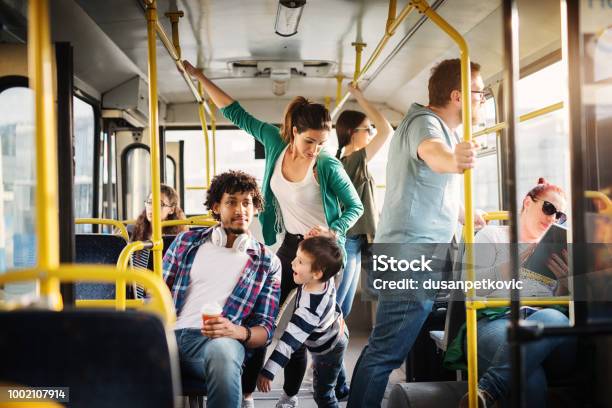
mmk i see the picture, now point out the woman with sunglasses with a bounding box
[454,178,575,408]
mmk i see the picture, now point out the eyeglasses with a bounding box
[471,90,489,100]
[144,199,173,209]
[354,125,375,136]
[532,198,567,223]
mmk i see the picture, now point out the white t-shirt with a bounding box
[270,146,327,235]
[174,239,249,330]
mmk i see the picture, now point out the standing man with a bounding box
[163,170,281,408]
[348,58,487,407]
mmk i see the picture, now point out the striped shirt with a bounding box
[261,279,344,380]
[131,249,150,298]
[163,227,282,344]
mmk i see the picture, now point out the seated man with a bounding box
[163,170,281,408]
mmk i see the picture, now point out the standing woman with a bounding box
[335,83,393,318]
[183,61,363,408]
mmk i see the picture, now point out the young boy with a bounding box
[257,236,349,408]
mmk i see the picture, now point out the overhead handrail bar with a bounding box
[75,218,130,241]
[144,0,164,277]
[410,1,477,405]
[331,0,415,118]
[29,0,61,309]
[0,265,176,326]
[473,102,564,138]
[154,13,212,116]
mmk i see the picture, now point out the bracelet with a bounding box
[242,325,252,345]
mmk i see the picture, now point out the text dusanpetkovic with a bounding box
[372,278,524,292]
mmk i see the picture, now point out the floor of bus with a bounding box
[248,329,405,407]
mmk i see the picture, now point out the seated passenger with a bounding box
[130,184,188,242]
[163,170,281,408]
[130,184,187,297]
[451,178,576,408]
[257,236,348,408]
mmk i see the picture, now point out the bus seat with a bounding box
[0,309,180,408]
[388,381,467,408]
[74,234,127,299]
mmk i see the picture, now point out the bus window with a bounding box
[0,84,37,298]
[166,155,176,189]
[473,95,500,212]
[166,129,265,215]
[516,61,569,198]
[74,96,95,233]
[124,146,151,220]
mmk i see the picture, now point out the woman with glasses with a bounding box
[334,83,393,319]
[452,178,575,408]
[129,185,187,298]
[130,184,187,242]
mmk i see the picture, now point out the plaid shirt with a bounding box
[163,227,281,343]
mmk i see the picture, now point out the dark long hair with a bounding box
[131,184,187,242]
[335,109,367,158]
[280,96,331,143]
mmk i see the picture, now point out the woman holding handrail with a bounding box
[183,60,363,408]
[451,178,576,408]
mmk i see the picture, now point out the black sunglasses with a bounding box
[532,198,567,223]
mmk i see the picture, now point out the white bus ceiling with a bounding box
[3,0,561,124]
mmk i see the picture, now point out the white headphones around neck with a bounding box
[211,225,250,253]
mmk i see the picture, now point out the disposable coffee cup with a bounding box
[201,303,223,324]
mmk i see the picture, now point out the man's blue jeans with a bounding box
[175,328,245,408]
[337,235,365,318]
[474,308,576,407]
[347,298,434,408]
[313,329,349,408]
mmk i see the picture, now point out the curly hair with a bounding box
[131,184,187,242]
[205,170,264,220]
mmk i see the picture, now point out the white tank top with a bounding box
[270,146,327,235]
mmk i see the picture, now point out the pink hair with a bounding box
[522,178,565,211]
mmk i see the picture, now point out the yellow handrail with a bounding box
[411,1,477,405]
[331,0,415,118]
[161,216,217,228]
[585,190,612,214]
[198,82,212,188]
[115,240,159,308]
[473,102,564,138]
[145,1,164,278]
[466,297,570,310]
[29,0,61,309]
[75,218,130,241]
[483,211,509,221]
[211,101,218,176]
[0,265,176,326]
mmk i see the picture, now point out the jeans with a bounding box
[347,298,434,408]
[313,329,349,408]
[474,308,576,408]
[175,328,245,408]
[337,235,364,318]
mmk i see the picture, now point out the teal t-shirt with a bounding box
[375,103,461,244]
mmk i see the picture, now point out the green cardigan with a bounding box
[220,101,364,257]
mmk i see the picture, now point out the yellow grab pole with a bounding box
[29,0,61,308]
[197,83,211,187]
[75,218,130,241]
[145,0,164,277]
[331,1,414,118]
[412,1,477,406]
[351,42,367,83]
[210,101,218,176]
[164,10,184,58]
[324,96,331,111]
